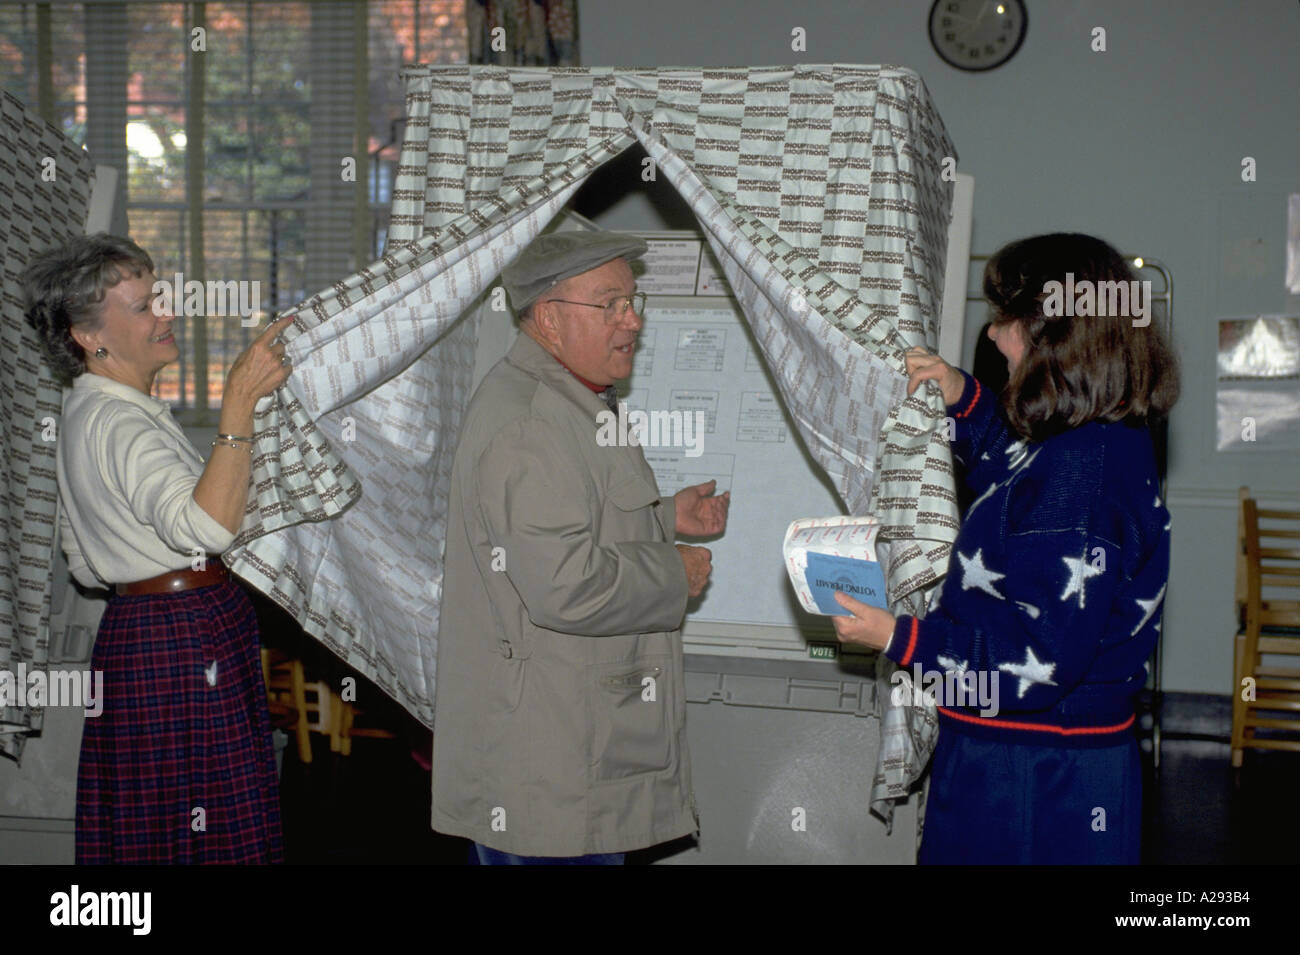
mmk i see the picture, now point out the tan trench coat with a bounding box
[431,331,697,856]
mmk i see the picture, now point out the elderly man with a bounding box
[432,230,729,864]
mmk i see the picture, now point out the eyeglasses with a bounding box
[543,292,647,324]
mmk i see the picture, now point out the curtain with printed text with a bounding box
[0,92,97,761]
[224,65,958,818]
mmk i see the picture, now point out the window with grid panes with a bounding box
[0,1,466,421]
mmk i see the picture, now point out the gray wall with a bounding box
[580,0,1300,694]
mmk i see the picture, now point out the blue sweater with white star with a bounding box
[884,371,1170,747]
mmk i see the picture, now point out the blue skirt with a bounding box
[76,577,284,864]
[918,729,1142,865]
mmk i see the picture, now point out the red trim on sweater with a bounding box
[955,377,981,419]
[937,707,1136,737]
[556,359,611,393]
[897,617,919,666]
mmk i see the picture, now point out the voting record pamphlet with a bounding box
[783,517,891,616]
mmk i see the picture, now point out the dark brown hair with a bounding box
[982,232,1179,442]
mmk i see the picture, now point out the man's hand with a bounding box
[674,479,730,537]
[830,591,896,651]
[676,544,712,598]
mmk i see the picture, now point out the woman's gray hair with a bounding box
[22,232,155,386]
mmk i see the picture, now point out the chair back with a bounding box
[1232,489,1300,765]
[1241,496,1300,636]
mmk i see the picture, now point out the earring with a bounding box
[94,347,108,359]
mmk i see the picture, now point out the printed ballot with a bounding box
[783,517,891,616]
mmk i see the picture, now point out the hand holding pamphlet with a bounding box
[782,517,891,616]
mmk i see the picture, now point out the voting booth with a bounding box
[217,65,967,862]
[471,209,973,862]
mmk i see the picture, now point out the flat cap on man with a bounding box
[502,231,648,311]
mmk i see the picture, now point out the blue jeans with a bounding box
[470,843,625,865]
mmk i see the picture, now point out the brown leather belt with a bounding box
[115,560,229,596]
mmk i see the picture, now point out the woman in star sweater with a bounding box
[833,233,1179,864]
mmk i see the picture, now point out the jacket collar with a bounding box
[71,372,171,419]
[506,330,613,418]
[505,331,669,532]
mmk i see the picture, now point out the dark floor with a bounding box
[278,725,467,865]
[273,690,1300,865]
[1137,694,1300,865]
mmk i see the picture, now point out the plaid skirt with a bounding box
[76,576,285,864]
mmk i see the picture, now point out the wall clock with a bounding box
[928,0,1028,72]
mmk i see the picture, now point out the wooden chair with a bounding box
[261,649,400,758]
[335,699,398,756]
[1231,488,1300,766]
[261,649,340,764]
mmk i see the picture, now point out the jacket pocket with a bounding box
[605,472,668,542]
[587,654,674,782]
[607,473,661,511]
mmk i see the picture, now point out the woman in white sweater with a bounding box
[24,232,292,863]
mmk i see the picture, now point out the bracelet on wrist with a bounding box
[211,439,252,452]
[215,433,254,444]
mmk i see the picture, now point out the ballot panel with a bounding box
[618,291,844,656]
